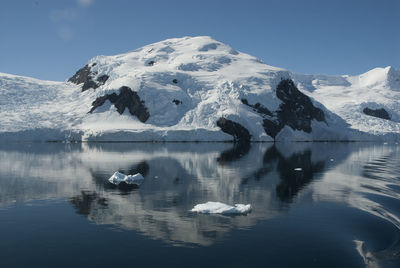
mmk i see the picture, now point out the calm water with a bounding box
[0,142,400,267]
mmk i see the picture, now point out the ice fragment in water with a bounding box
[108,171,144,186]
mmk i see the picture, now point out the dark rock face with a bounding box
[262,119,282,139]
[241,99,273,116]
[216,117,251,142]
[89,86,150,123]
[248,79,326,139]
[172,99,182,105]
[363,107,390,120]
[97,75,109,84]
[276,79,325,132]
[68,64,92,85]
[68,64,109,92]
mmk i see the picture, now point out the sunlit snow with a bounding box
[0,36,399,141]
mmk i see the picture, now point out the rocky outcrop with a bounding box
[68,64,109,92]
[260,79,326,139]
[216,117,251,142]
[363,107,391,120]
[262,119,282,139]
[89,86,150,123]
[97,74,109,84]
[276,79,326,131]
[241,99,273,116]
[172,99,182,105]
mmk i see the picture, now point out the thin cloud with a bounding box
[58,26,74,41]
[77,0,95,8]
[50,9,78,23]
[50,0,94,41]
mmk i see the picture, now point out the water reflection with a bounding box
[310,145,400,265]
[70,191,108,216]
[240,145,327,202]
[217,142,251,164]
[0,142,400,260]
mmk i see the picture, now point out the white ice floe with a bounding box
[294,168,302,171]
[190,201,252,215]
[108,171,144,186]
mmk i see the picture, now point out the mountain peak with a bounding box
[357,66,400,90]
[74,35,284,96]
[1,37,399,142]
[113,35,240,62]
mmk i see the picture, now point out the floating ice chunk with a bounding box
[190,201,252,215]
[294,168,302,171]
[108,171,144,186]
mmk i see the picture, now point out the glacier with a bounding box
[0,36,399,142]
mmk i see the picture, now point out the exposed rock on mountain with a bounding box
[244,79,326,139]
[363,107,391,120]
[172,99,182,105]
[68,63,109,91]
[270,79,326,136]
[89,86,149,123]
[216,117,251,142]
[241,99,273,116]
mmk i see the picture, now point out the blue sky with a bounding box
[0,0,399,81]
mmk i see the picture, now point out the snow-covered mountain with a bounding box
[0,36,399,142]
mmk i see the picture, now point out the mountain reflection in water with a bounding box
[0,142,399,266]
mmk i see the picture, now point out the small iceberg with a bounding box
[294,168,302,171]
[108,171,144,186]
[190,201,252,215]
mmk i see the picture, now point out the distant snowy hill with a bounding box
[0,36,399,142]
[293,66,400,139]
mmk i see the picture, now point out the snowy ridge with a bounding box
[0,36,399,141]
[293,66,400,138]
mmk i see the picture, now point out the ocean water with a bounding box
[0,142,399,267]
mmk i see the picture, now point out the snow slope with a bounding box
[0,72,84,140]
[0,36,399,141]
[293,66,400,138]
